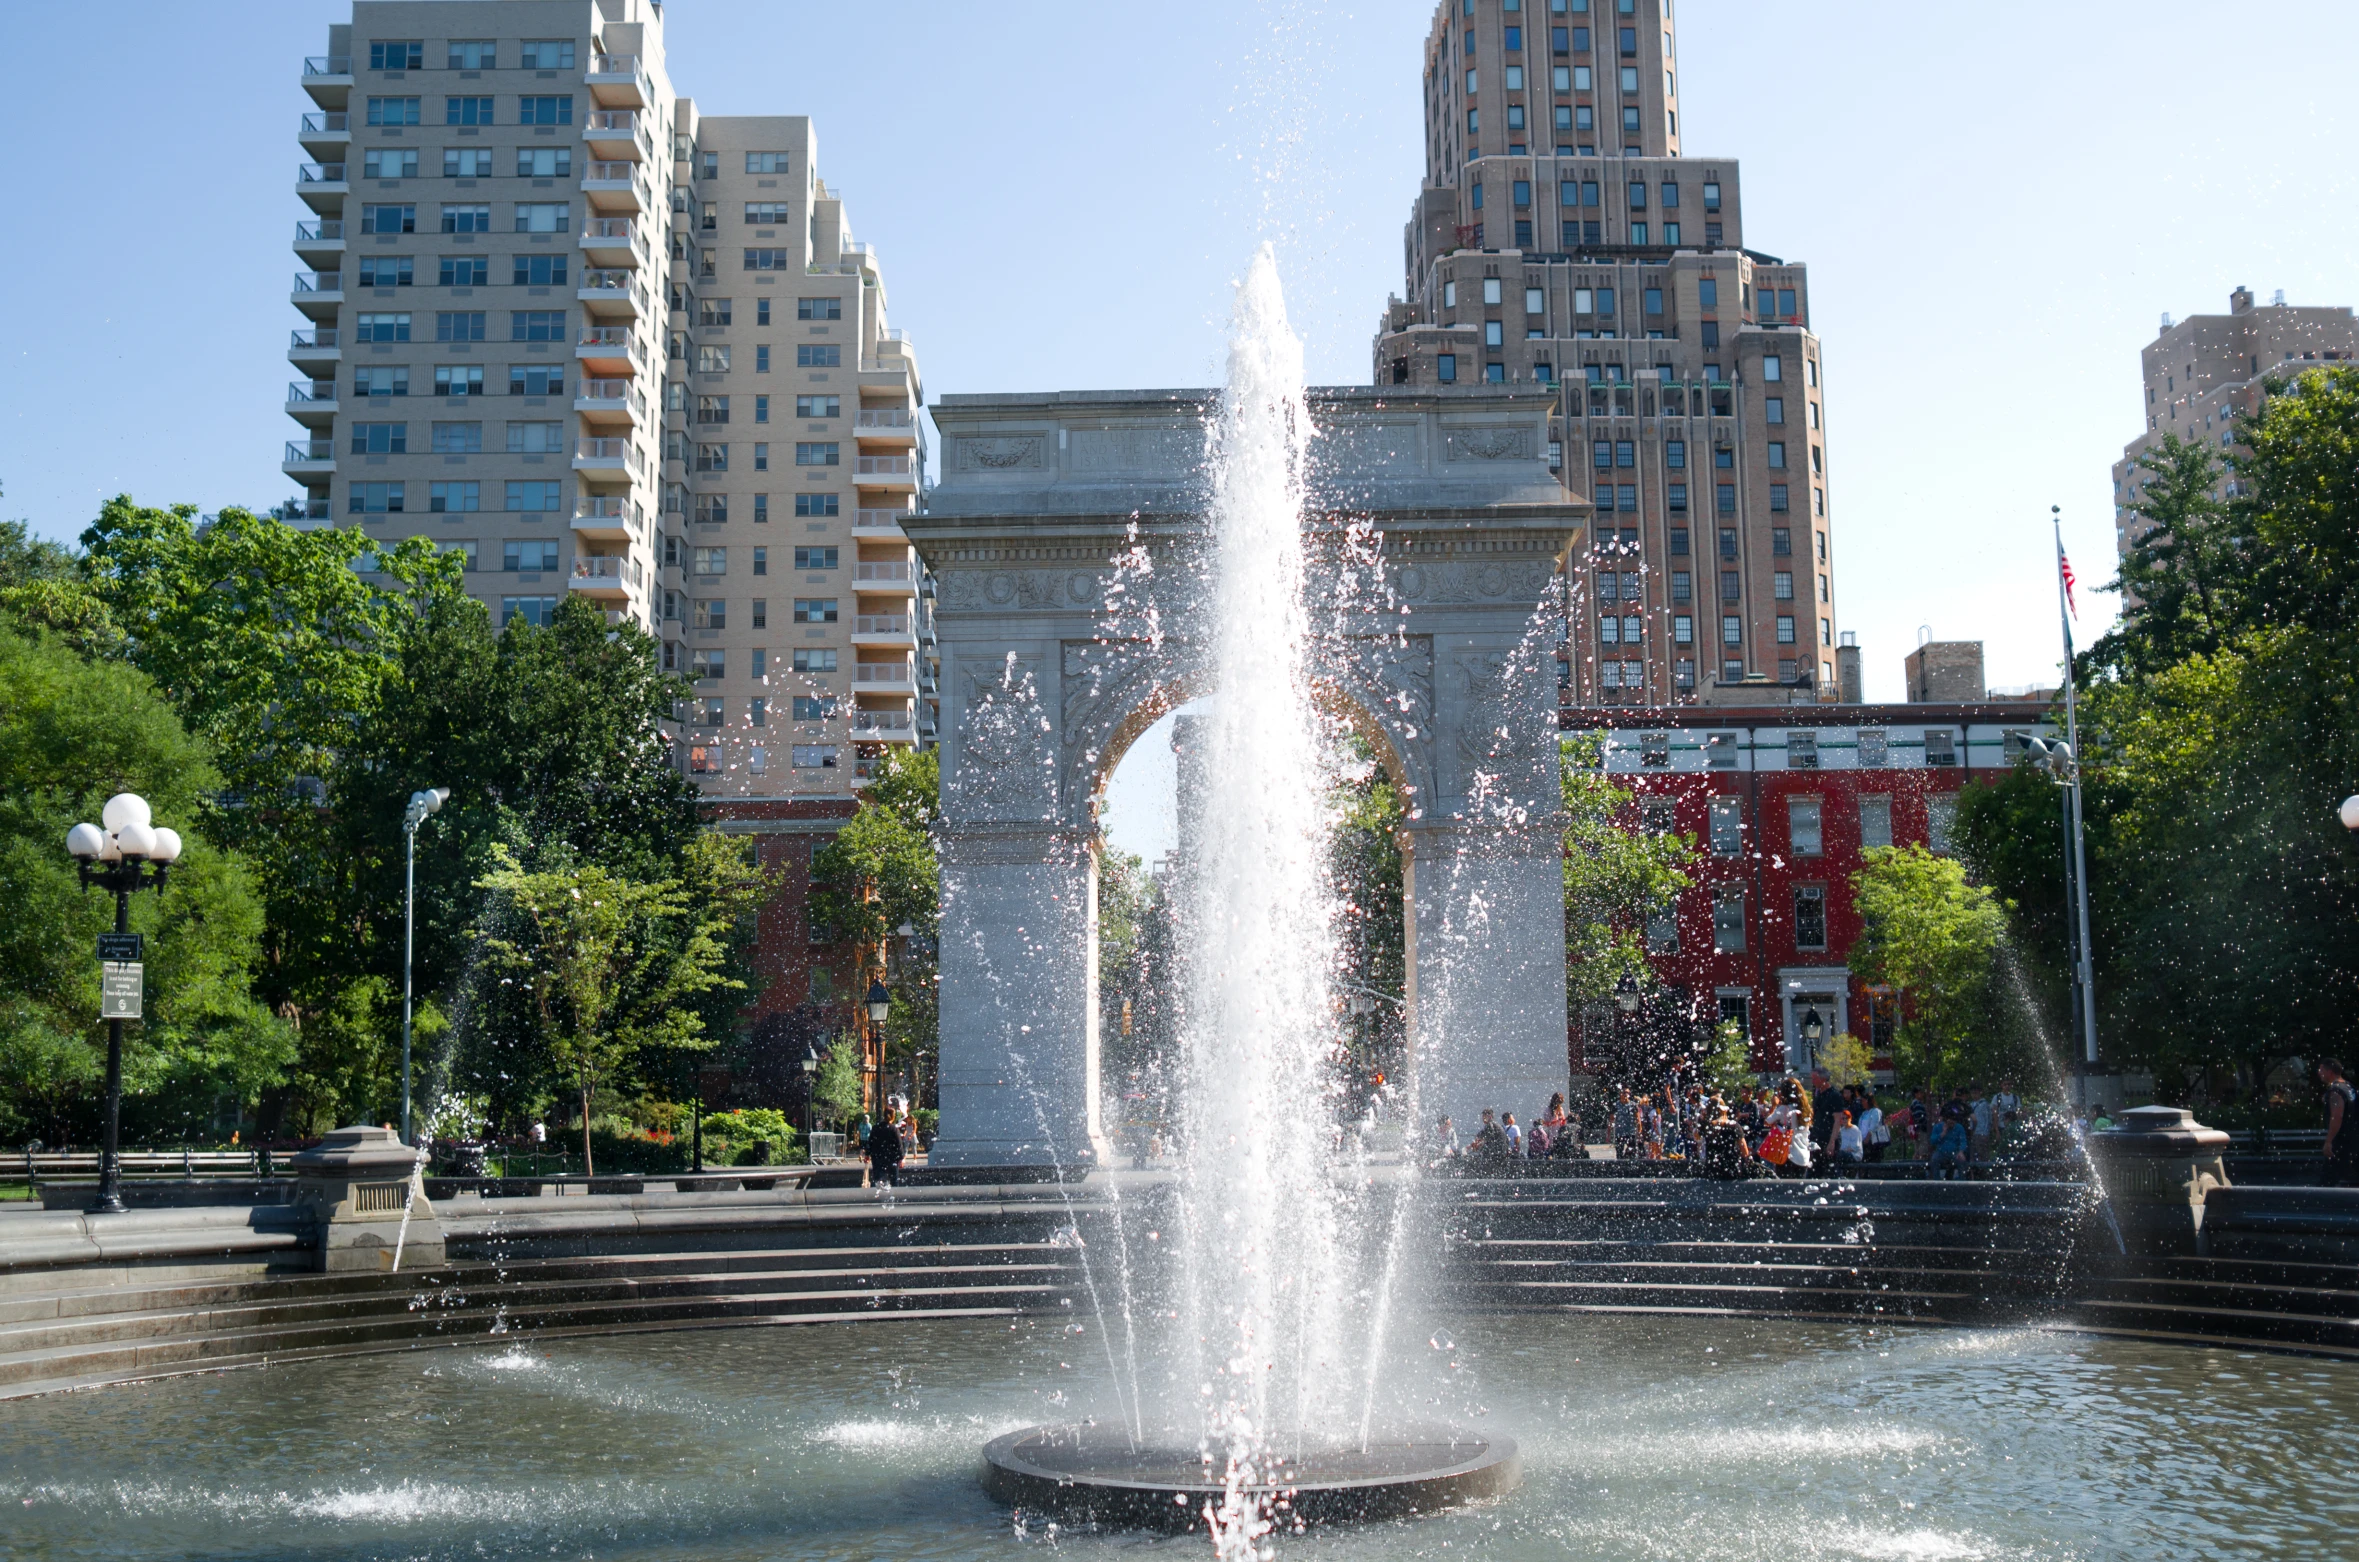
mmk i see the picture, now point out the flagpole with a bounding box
[2052,506,2100,1107]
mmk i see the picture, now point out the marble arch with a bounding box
[905,387,1589,1167]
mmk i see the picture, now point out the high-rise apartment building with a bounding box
[1372,0,1838,707]
[2111,286,2357,566]
[284,1,931,808]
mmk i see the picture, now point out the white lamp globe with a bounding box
[150,828,184,864]
[101,793,152,833]
[115,822,158,860]
[66,822,106,860]
[2342,795,2359,831]
[97,829,124,862]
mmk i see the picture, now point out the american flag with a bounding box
[2060,549,2080,619]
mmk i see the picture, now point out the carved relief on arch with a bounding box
[945,655,1058,825]
[1448,646,1558,809]
[1307,635,1438,809]
[1056,637,1210,828]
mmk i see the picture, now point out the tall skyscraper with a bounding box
[2112,286,2357,568]
[284,1,931,804]
[1373,0,1838,706]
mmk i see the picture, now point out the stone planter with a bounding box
[289,1125,442,1272]
[2084,1104,2231,1254]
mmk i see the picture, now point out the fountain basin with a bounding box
[980,1424,1519,1530]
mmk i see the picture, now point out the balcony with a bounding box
[285,380,338,426]
[575,325,640,375]
[573,378,644,426]
[572,437,635,477]
[301,56,353,108]
[854,408,918,447]
[572,497,638,541]
[852,660,914,687]
[291,269,343,317]
[855,454,916,491]
[582,109,650,161]
[297,111,350,155]
[276,497,331,523]
[853,560,918,596]
[288,326,341,367]
[586,53,648,108]
[578,217,646,268]
[282,439,335,479]
[576,268,644,320]
[580,159,647,214]
[852,613,916,648]
[848,707,918,744]
[296,162,348,211]
[293,218,345,262]
[852,507,912,539]
[569,554,641,598]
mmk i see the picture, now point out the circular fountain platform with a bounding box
[980,1424,1520,1531]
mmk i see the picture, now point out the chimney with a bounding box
[1836,631,1863,704]
[2230,286,2255,316]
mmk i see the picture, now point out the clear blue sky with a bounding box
[6,0,2356,757]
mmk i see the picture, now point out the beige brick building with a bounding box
[1371,0,1838,707]
[2112,286,2357,565]
[285,0,930,808]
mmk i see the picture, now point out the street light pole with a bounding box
[65,795,182,1215]
[399,788,449,1146]
[2049,507,2101,1105]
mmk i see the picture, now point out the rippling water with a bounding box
[1,1315,2351,1560]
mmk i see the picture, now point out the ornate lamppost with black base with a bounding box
[65,794,183,1215]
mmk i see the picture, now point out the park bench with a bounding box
[17,1149,261,1182]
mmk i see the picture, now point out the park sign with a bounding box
[100,962,143,1021]
[96,933,143,961]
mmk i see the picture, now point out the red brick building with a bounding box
[1559,702,2052,1079]
[701,798,866,1103]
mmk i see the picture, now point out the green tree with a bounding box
[0,617,288,1142]
[1560,737,1696,1006]
[1849,845,2015,1091]
[2083,433,2241,682]
[809,1037,864,1128]
[475,845,748,1175]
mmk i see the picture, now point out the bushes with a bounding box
[700,1107,801,1166]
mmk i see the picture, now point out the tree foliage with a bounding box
[1561,737,1696,1005]
[1850,846,2014,1091]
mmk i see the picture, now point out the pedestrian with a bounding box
[1994,1079,2022,1124]
[1810,1070,1844,1160]
[866,1111,904,1187]
[1968,1088,1994,1162]
[1831,1109,1865,1168]
[1908,1088,1932,1162]
[1857,1096,1886,1163]
[1468,1108,1511,1164]
[1534,1092,1570,1159]
[2320,1060,2358,1186]
[1502,1112,1523,1159]
[1611,1087,1639,1162]
[1433,1115,1458,1163]
[1929,1102,1970,1180]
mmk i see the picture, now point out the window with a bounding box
[797,344,843,368]
[751,649,768,678]
[349,422,406,455]
[519,39,575,70]
[1774,571,1793,601]
[1639,731,1670,768]
[1646,901,1681,954]
[1928,797,1958,854]
[753,443,771,472]
[689,651,726,684]
[795,494,839,517]
[1485,321,1504,348]
[1504,24,1522,49]
[697,344,732,373]
[793,598,839,624]
[1713,886,1747,953]
[429,480,478,513]
[743,202,793,225]
[500,597,557,629]
[1720,571,1741,603]
[697,396,731,425]
[448,40,494,70]
[1763,353,1783,383]
[348,482,404,514]
[428,311,481,343]
[509,310,566,342]
[1772,528,1792,558]
[1437,354,1457,383]
[1765,396,1785,426]
[353,366,408,398]
[1788,795,1823,855]
[362,148,419,180]
[509,365,563,396]
[1770,484,1790,513]
[353,311,413,344]
[1671,528,1690,556]
[1794,886,1827,951]
[756,345,771,373]
[745,151,791,174]
[755,395,770,423]
[694,494,729,526]
[753,494,770,523]
[1768,442,1787,470]
[1860,795,1893,850]
[796,442,841,466]
[1716,483,1736,514]
[516,147,572,178]
[793,648,839,673]
[794,546,839,570]
[694,598,727,631]
[798,297,843,321]
[796,395,841,419]
[440,203,492,234]
[369,40,423,70]
[505,421,564,454]
[695,443,729,473]
[1924,729,1958,768]
[504,480,562,512]
[1858,730,1888,767]
[1787,730,1820,770]
[356,255,411,288]
[1722,615,1742,645]
[514,202,569,233]
[433,253,487,288]
[365,96,421,127]
[512,254,568,286]
[752,547,769,576]
[502,539,560,573]
[793,745,839,770]
[1777,615,1796,645]
[430,421,481,454]
[793,696,835,722]
[444,95,495,128]
[1705,731,1739,773]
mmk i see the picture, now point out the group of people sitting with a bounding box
[1437,1075,2035,1180]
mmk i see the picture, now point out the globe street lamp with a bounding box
[800,1046,820,1148]
[399,787,449,1146]
[2341,796,2359,831]
[865,979,892,1116]
[65,793,183,1214]
[1801,1006,1826,1072]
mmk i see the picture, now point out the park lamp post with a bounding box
[399,787,449,1147]
[65,793,183,1215]
[1801,1006,1827,1074]
[2341,796,2359,832]
[800,1047,819,1145]
[866,979,892,1114]
[2026,734,2101,1104]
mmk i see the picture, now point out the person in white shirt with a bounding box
[1831,1109,1865,1166]
[1857,1100,1886,1163]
